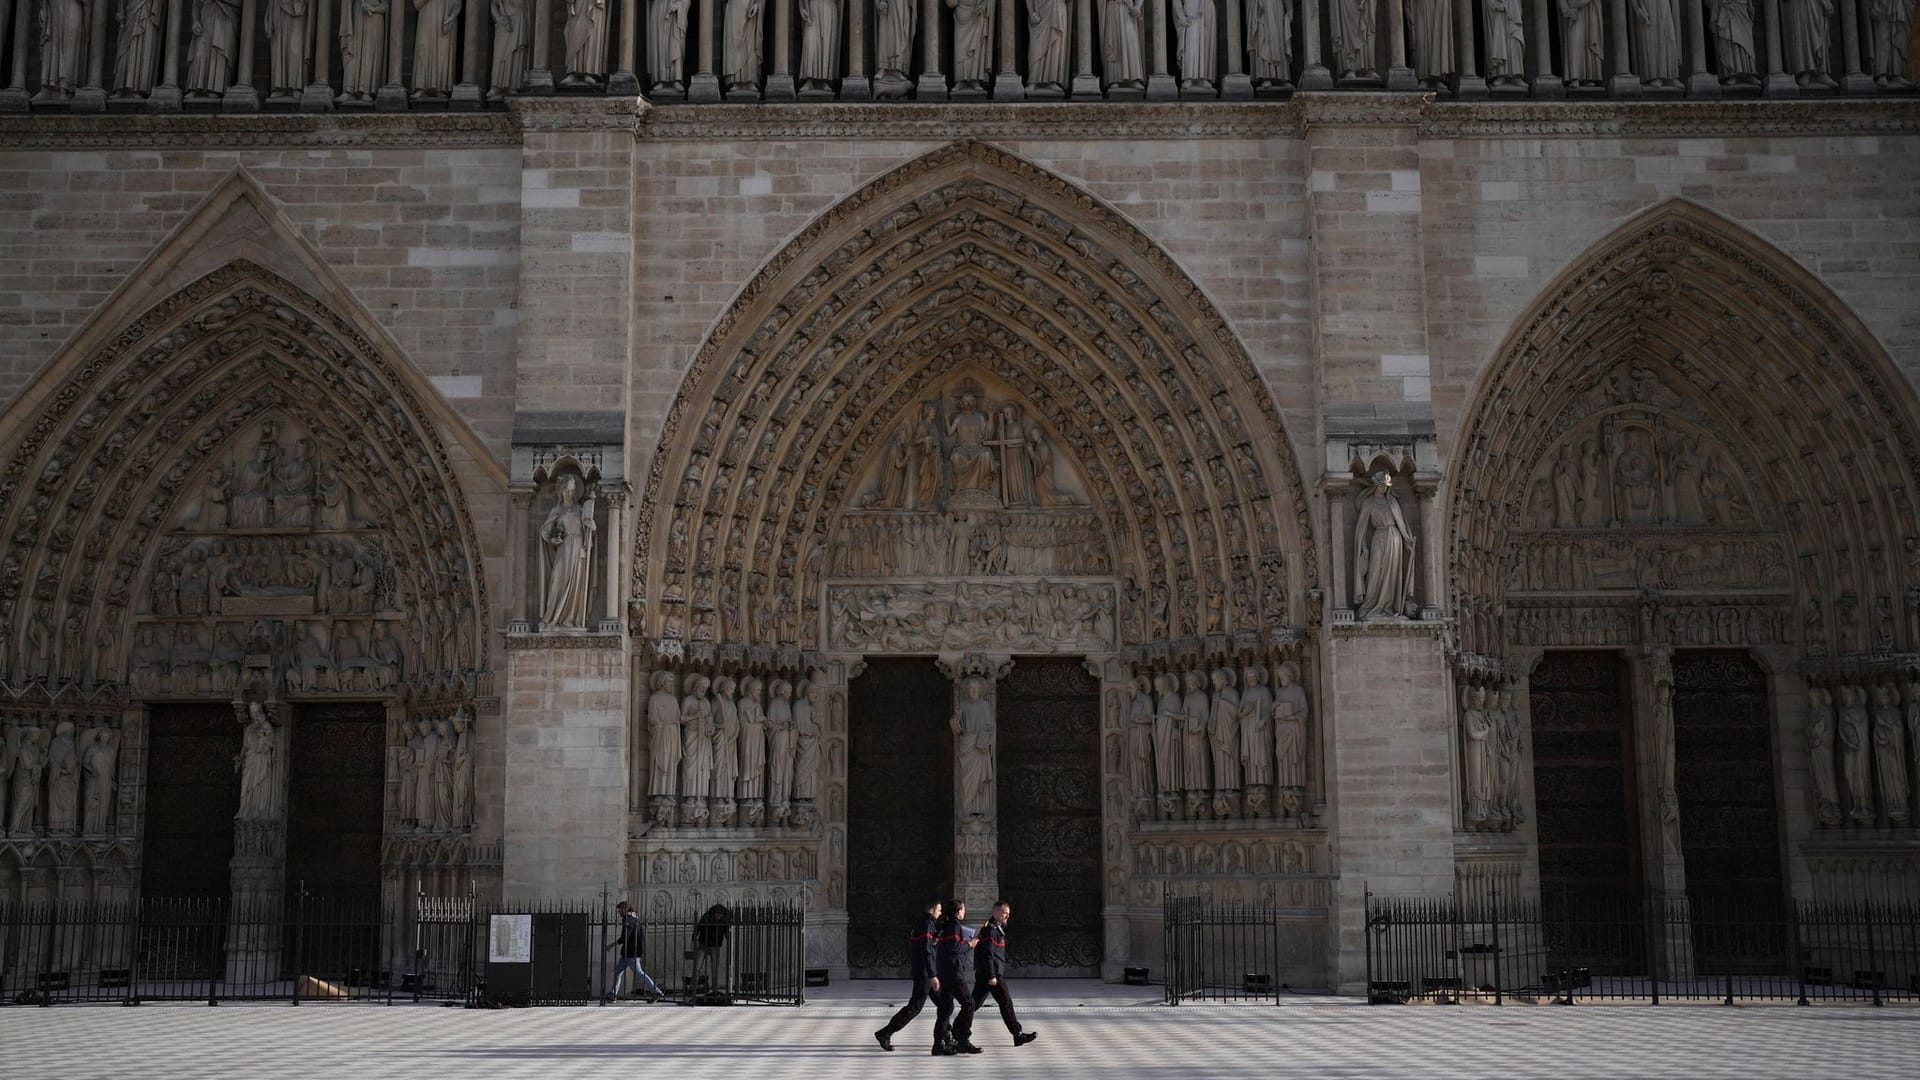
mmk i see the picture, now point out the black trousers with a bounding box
[880,977,933,1035]
[931,977,976,1046]
[972,976,1022,1036]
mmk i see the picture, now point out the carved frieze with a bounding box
[826,579,1116,653]
[1505,600,1793,647]
[1509,532,1790,594]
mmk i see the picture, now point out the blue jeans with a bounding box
[612,956,660,997]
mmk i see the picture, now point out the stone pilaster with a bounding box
[1087,654,1134,981]
[811,656,859,981]
[937,652,1012,914]
[226,697,289,980]
[502,635,630,899]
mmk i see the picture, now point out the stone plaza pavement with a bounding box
[3,981,1917,1080]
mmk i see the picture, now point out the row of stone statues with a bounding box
[130,617,408,696]
[6,0,1906,108]
[1458,683,1526,832]
[392,709,475,832]
[0,715,121,837]
[1126,661,1311,822]
[1806,681,1918,829]
[149,537,392,618]
[645,669,820,829]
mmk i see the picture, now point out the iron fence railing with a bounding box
[0,892,805,1007]
[1365,887,1920,1006]
[1163,879,1333,1004]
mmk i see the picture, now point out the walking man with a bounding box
[931,898,982,1055]
[974,900,1038,1046]
[874,896,942,1051]
[605,900,662,1002]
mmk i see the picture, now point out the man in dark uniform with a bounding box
[974,900,1038,1046]
[874,896,942,1051]
[930,898,981,1055]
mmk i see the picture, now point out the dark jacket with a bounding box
[935,917,971,979]
[974,918,1007,981]
[907,913,939,979]
[694,905,731,948]
[617,911,646,959]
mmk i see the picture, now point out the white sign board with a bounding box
[488,913,533,964]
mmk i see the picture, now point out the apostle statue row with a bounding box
[0,714,121,838]
[3,0,1908,109]
[1126,659,1311,823]
[393,708,477,832]
[1806,681,1919,830]
[645,669,820,829]
[1458,683,1526,833]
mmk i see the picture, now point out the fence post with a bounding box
[291,883,305,1006]
[1492,882,1503,1007]
[1866,901,1883,1007]
[1791,899,1809,1006]
[207,899,222,1007]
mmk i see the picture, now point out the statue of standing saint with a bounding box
[1461,686,1493,827]
[875,0,917,85]
[1028,0,1070,92]
[540,475,597,630]
[1629,0,1682,85]
[737,675,767,824]
[647,671,683,819]
[412,0,465,98]
[1711,0,1757,80]
[1127,674,1156,819]
[1172,0,1217,89]
[1869,0,1913,87]
[45,722,80,835]
[1785,0,1836,89]
[650,0,690,91]
[114,0,165,97]
[680,674,715,825]
[797,0,843,94]
[951,0,995,90]
[1246,0,1292,89]
[1239,663,1274,810]
[1352,472,1416,620]
[1101,0,1145,89]
[725,0,764,92]
[489,0,529,99]
[952,675,996,817]
[37,0,91,102]
[340,0,392,103]
[1331,0,1378,81]
[188,0,242,97]
[1806,687,1842,826]
[1152,672,1184,818]
[994,406,1032,507]
[82,721,121,834]
[265,0,314,102]
[1561,0,1605,84]
[235,703,280,823]
[563,0,610,83]
[1272,662,1308,816]
[1838,685,1872,825]
[1483,0,1526,83]
[1872,685,1910,827]
[1407,0,1453,86]
[766,679,796,824]
[8,723,48,833]
[710,676,741,825]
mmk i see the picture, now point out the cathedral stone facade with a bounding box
[1,6,1918,993]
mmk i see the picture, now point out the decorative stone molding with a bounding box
[630,140,1317,652]
[1419,100,1920,139]
[0,114,521,149]
[641,102,1305,140]
[827,579,1117,653]
[507,96,650,132]
[503,633,626,650]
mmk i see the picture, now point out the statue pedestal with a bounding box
[840,75,872,101]
[222,84,261,113]
[688,73,724,104]
[1070,73,1103,100]
[502,636,630,898]
[992,73,1025,102]
[449,82,485,110]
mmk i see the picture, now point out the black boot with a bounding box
[931,1040,955,1057]
[956,1041,984,1055]
[1014,1031,1038,1047]
[874,1029,894,1051]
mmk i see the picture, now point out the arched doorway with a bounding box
[1446,201,1920,915]
[628,141,1323,977]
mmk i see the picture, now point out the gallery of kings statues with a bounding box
[0,1,1917,992]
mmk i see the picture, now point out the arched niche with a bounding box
[1447,201,1920,658]
[0,261,492,700]
[631,140,1317,653]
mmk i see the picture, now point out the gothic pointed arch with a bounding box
[631,140,1316,652]
[0,259,492,698]
[1447,200,1920,660]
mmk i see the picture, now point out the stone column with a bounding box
[1837,0,1874,94]
[1627,645,1691,979]
[938,652,1011,915]
[378,0,410,108]
[993,0,1023,99]
[1683,0,1720,96]
[1385,0,1417,88]
[227,698,290,980]
[1299,0,1333,88]
[528,0,558,93]
[72,0,111,110]
[1071,0,1102,98]
[305,0,341,110]
[769,0,798,98]
[613,0,641,92]
[452,0,487,106]
[601,488,627,631]
[812,656,859,981]
[224,0,262,111]
[1146,0,1178,99]
[1452,0,1487,98]
[1759,0,1797,97]
[1088,655,1134,981]
[843,0,871,98]
[0,0,27,112]
[916,0,947,98]
[690,0,724,100]
[1222,0,1252,98]
[1529,0,1563,97]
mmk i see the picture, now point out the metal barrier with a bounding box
[1364,888,1920,1006]
[1164,885,1320,1005]
[0,893,806,1007]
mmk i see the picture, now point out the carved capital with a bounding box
[936,652,1014,683]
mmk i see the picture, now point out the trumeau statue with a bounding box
[651,0,689,89]
[952,675,995,818]
[235,703,280,823]
[1173,0,1217,88]
[1870,0,1913,86]
[1246,0,1292,87]
[564,0,611,81]
[114,0,164,96]
[1352,471,1417,620]
[539,474,597,630]
[1101,0,1146,89]
[1561,0,1605,83]
[412,0,464,97]
[725,0,764,91]
[798,0,844,91]
[1407,0,1454,84]
[340,0,392,102]
[490,0,529,98]
[1630,0,1682,83]
[38,0,91,100]
[1785,0,1836,86]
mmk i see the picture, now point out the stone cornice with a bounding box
[503,632,627,650]
[0,112,522,149]
[1419,98,1920,139]
[0,97,1913,148]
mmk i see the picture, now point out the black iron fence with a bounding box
[1163,880,1333,1004]
[1365,888,1920,1005]
[0,892,806,1007]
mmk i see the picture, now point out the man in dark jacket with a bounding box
[973,900,1037,1046]
[874,896,942,1051]
[930,899,981,1055]
[605,900,662,1002]
[691,903,731,998]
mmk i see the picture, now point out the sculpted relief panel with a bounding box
[827,580,1116,653]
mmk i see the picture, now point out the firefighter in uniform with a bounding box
[973,900,1038,1046]
[930,898,982,1055]
[874,897,942,1051]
